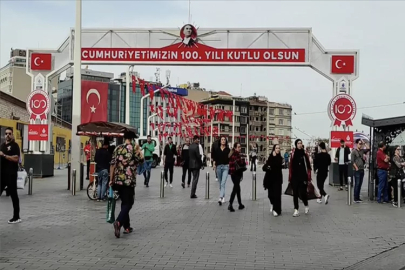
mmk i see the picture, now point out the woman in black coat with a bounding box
[263,144,283,217]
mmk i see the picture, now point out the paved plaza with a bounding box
[1,167,405,270]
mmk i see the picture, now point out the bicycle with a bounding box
[87,173,120,201]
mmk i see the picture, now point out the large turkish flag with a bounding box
[331,55,355,74]
[81,80,108,124]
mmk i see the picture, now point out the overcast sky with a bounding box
[1,0,404,142]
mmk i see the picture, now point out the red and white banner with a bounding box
[331,55,355,74]
[82,43,305,63]
[81,80,108,124]
[330,131,354,148]
[328,94,356,127]
[26,90,50,120]
[28,124,49,141]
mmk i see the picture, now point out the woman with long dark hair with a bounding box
[212,136,230,206]
[263,144,283,216]
[289,139,311,217]
[228,143,246,212]
[250,143,258,172]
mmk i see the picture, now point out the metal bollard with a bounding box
[28,168,33,195]
[347,177,352,205]
[72,169,76,196]
[252,172,257,201]
[398,179,401,208]
[67,163,71,190]
[160,171,165,198]
[79,163,84,190]
[205,171,210,199]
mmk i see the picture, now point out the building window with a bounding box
[279,119,284,125]
[240,116,247,124]
[241,137,246,144]
[279,108,284,115]
[240,126,246,134]
[269,109,274,115]
[241,107,247,113]
[279,129,284,135]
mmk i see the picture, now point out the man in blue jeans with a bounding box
[351,139,370,203]
[376,141,390,203]
[142,135,155,187]
[94,140,112,201]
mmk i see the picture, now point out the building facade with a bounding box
[268,102,293,157]
[248,95,268,161]
[200,94,249,156]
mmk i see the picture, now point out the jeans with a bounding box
[250,156,256,172]
[339,164,348,186]
[116,185,135,229]
[0,173,20,220]
[216,164,229,198]
[377,169,389,203]
[164,161,174,183]
[97,169,109,200]
[190,169,200,197]
[143,160,153,185]
[182,164,192,185]
[354,169,365,201]
[229,173,242,206]
[316,171,328,197]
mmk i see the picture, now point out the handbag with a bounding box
[303,154,312,182]
[235,160,247,172]
[17,169,28,190]
[106,186,116,224]
[284,182,320,200]
[262,164,270,172]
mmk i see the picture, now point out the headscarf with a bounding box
[293,139,305,161]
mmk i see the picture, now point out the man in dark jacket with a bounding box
[163,137,177,187]
[335,139,351,191]
[181,138,191,188]
[189,136,202,198]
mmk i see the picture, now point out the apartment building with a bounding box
[0,49,58,103]
[268,102,292,155]
[200,94,249,156]
[247,95,268,161]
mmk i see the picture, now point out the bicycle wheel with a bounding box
[87,182,98,200]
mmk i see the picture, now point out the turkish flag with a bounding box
[331,55,355,74]
[81,80,108,124]
[31,53,52,71]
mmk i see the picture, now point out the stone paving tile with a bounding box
[1,167,405,270]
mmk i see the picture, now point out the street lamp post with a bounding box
[140,85,169,137]
[71,0,82,193]
[147,113,157,136]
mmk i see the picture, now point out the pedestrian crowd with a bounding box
[2,126,404,240]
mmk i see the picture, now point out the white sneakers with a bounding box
[164,183,167,188]
[317,195,330,204]
[270,204,273,213]
[221,197,226,203]
[293,207,309,217]
[170,184,173,188]
[272,211,278,217]
[218,197,226,205]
